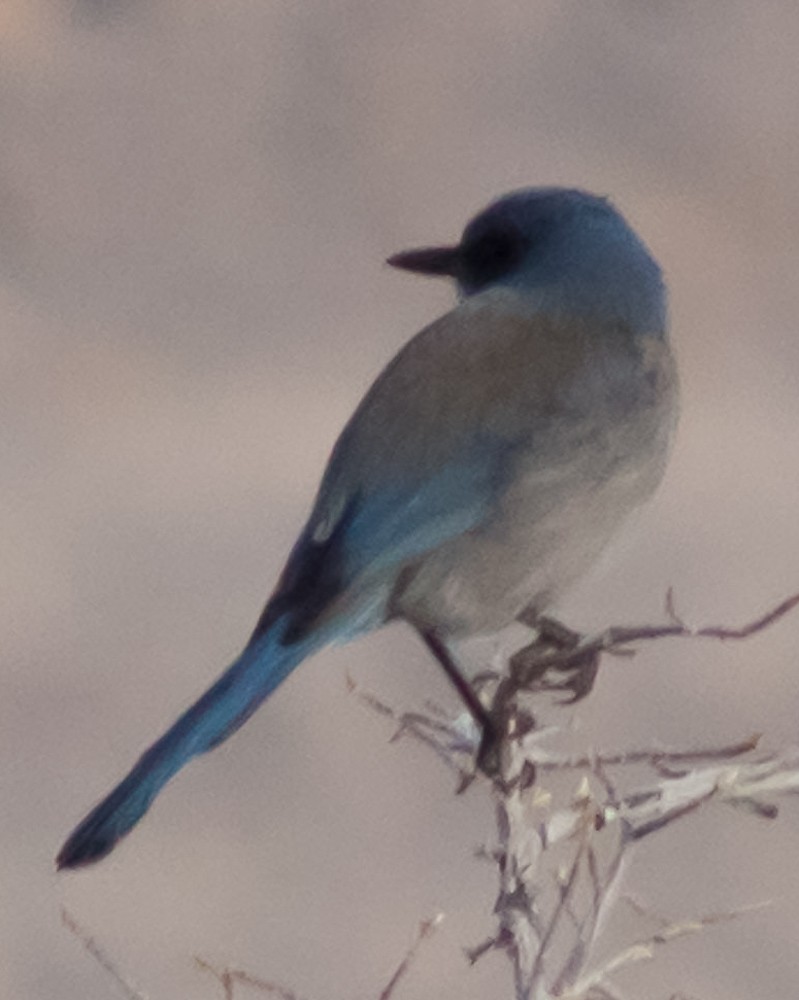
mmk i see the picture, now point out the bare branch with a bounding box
[194,915,443,1000]
[510,590,799,685]
[61,909,148,1000]
[563,903,769,999]
[532,735,762,774]
[64,591,799,1000]
[378,914,445,1000]
[436,592,799,999]
[195,958,311,1000]
[618,748,799,841]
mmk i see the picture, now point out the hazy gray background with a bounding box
[3,1,799,997]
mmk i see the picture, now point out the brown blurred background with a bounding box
[3,1,799,997]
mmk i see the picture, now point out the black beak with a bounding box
[386,244,461,277]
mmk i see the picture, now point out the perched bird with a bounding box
[57,187,678,870]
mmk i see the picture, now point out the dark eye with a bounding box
[460,227,524,289]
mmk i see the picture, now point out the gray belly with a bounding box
[392,393,676,637]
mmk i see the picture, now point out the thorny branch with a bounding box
[61,909,147,1000]
[195,915,444,1000]
[356,589,799,999]
[63,591,799,1000]
[63,905,444,1000]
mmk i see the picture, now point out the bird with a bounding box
[56,187,678,870]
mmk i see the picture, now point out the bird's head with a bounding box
[388,187,666,334]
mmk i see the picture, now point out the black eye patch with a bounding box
[459,227,525,290]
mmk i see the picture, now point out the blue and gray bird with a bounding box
[57,187,678,870]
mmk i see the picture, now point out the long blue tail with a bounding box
[56,615,325,869]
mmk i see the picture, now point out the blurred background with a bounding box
[3,1,799,997]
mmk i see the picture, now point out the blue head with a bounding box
[388,187,667,334]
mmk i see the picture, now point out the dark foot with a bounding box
[510,614,600,703]
[476,717,502,777]
[534,615,583,650]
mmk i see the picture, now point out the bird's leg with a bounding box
[417,629,500,774]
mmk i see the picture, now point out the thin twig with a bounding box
[348,674,475,779]
[527,809,593,995]
[61,908,147,1000]
[531,735,761,773]
[196,958,311,1000]
[525,590,799,676]
[195,916,443,1000]
[563,903,769,998]
[378,914,445,1000]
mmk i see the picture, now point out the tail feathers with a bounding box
[56,616,322,870]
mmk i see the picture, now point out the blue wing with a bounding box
[57,292,539,869]
[263,293,545,641]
